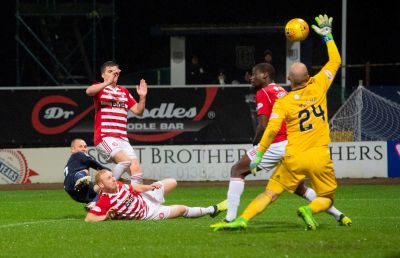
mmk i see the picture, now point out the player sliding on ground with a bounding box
[64,138,110,210]
[85,169,227,222]
[217,14,350,231]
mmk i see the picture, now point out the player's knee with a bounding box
[230,163,248,179]
[113,149,130,162]
[265,189,280,202]
[161,178,177,194]
[164,178,177,188]
[230,163,240,177]
[321,193,335,203]
[266,181,285,201]
[118,160,131,168]
[129,159,141,172]
[177,205,188,217]
[182,206,189,216]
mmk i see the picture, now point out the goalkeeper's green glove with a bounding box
[250,151,264,176]
[311,14,333,42]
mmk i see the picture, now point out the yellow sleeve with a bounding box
[257,100,285,153]
[313,40,341,92]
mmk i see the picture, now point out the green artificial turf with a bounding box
[0,185,399,258]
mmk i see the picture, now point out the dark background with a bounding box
[2,1,400,87]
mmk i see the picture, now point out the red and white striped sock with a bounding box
[131,173,143,185]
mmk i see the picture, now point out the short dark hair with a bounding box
[263,49,272,56]
[254,63,276,81]
[101,61,119,74]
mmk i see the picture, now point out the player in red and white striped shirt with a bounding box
[86,61,146,185]
[85,170,227,222]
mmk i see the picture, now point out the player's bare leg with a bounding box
[129,158,143,184]
[159,178,178,196]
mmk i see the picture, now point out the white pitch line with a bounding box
[0,218,81,228]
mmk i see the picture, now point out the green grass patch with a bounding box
[0,185,399,258]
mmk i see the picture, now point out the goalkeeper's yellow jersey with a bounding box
[258,40,341,155]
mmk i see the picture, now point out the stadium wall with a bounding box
[1,141,399,184]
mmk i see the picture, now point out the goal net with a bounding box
[329,86,400,142]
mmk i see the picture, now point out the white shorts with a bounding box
[142,182,171,220]
[96,137,138,162]
[246,140,287,173]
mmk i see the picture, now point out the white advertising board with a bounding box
[0,142,388,184]
[329,141,387,178]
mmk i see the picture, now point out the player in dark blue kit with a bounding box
[64,138,110,204]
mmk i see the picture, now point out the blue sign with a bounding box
[387,140,400,177]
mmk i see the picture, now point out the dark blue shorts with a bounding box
[65,182,97,203]
[64,171,97,203]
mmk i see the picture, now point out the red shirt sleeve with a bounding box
[256,85,288,117]
[121,87,137,109]
[89,195,111,216]
[256,88,273,116]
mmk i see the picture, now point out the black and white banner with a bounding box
[0,86,256,148]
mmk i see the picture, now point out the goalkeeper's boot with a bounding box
[338,214,352,226]
[297,206,319,230]
[219,217,248,231]
[210,199,228,218]
[74,176,91,192]
[210,219,229,231]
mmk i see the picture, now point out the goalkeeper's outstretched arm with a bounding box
[312,14,341,90]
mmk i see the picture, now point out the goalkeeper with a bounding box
[219,14,348,231]
[211,63,350,231]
